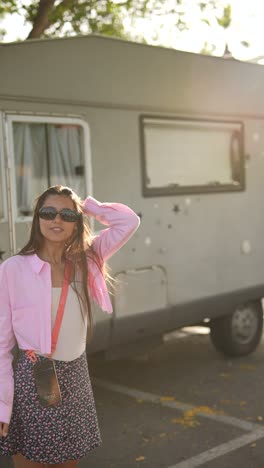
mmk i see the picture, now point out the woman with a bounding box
[0,185,140,468]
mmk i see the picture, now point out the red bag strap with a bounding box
[26,259,71,363]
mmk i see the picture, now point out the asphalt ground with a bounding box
[1,327,264,467]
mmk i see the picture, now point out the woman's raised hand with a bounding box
[0,422,9,437]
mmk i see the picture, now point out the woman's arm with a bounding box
[0,262,16,426]
[82,196,140,263]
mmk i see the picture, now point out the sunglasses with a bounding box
[38,206,80,222]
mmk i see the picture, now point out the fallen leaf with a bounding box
[171,417,200,427]
[257,416,263,421]
[251,443,256,448]
[239,364,256,371]
[170,406,219,428]
[136,456,146,462]
[160,396,175,402]
[187,406,220,416]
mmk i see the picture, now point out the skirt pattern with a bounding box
[0,350,101,464]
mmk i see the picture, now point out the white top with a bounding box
[36,286,88,361]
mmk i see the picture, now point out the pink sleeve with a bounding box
[83,196,140,263]
[0,263,16,424]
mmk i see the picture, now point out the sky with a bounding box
[1,0,264,62]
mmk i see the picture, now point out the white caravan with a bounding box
[1,35,264,358]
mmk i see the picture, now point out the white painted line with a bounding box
[94,379,264,466]
[94,378,263,433]
[168,430,264,468]
[163,400,259,433]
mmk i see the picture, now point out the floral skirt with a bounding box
[0,349,101,464]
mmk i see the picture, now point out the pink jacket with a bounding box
[0,196,140,424]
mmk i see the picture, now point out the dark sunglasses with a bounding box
[38,206,80,222]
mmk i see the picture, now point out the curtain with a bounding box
[48,125,85,197]
[13,123,85,216]
[13,123,47,215]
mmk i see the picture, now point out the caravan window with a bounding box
[11,121,87,217]
[140,116,244,196]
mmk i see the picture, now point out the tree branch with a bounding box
[27,0,56,39]
[27,0,79,39]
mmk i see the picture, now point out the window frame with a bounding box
[139,114,245,197]
[6,114,92,222]
[0,112,8,223]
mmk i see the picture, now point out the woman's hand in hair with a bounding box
[0,422,9,437]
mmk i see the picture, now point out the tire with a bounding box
[210,301,263,357]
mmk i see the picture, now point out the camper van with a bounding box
[1,35,264,358]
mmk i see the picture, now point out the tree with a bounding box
[128,0,250,58]
[0,0,232,42]
[0,0,150,41]
[0,0,251,59]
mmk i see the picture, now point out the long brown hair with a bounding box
[18,185,107,341]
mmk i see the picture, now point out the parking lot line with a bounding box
[94,378,263,432]
[94,378,264,466]
[168,430,264,468]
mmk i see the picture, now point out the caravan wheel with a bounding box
[210,301,263,357]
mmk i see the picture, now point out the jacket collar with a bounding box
[27,253,48,274]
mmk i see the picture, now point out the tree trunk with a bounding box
[27,0,56,39]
